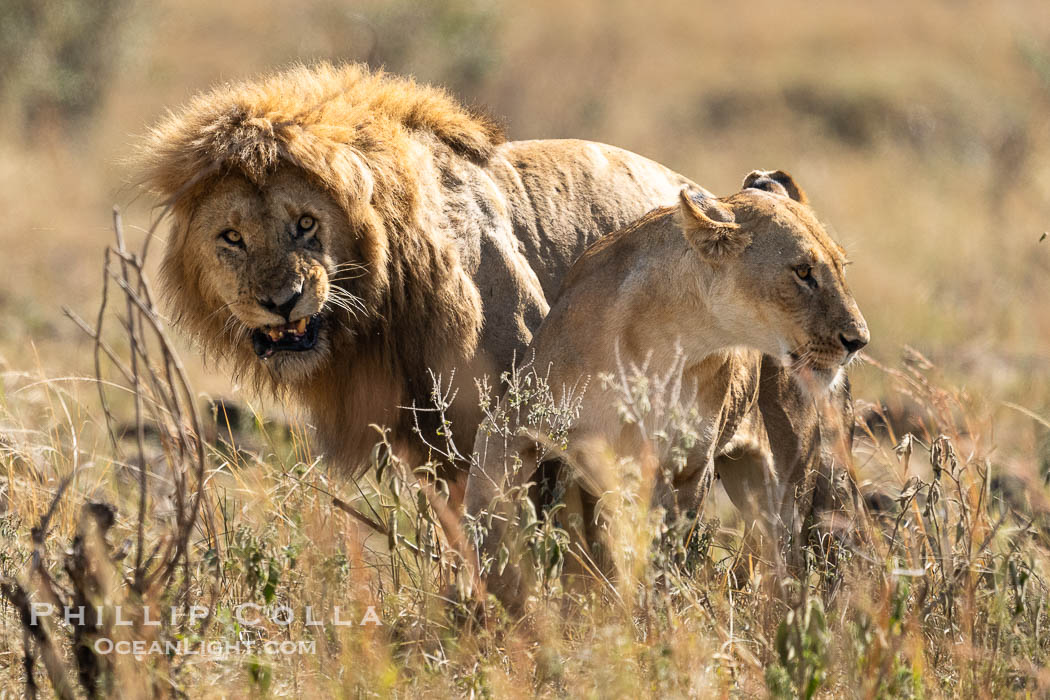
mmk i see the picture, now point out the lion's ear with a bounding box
[677,189,748,259]
[742,169,809,205]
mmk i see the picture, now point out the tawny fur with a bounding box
[134,64,862,557]
[466,175,869,608]
[134,63,699,477]
[138,62,504,199]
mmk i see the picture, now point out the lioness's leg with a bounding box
[713,434,781,578]
[757,357,861,570]
[805,377,864,574]
[557,479,617,598]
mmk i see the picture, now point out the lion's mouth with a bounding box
[251,315,322,359]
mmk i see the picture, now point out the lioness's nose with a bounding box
[839,328,869,355]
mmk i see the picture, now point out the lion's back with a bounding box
[485,139,700,299]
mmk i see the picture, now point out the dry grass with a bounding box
[2,1,1050,697]
[1,210,1049,698]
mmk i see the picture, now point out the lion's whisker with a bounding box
[328,287,368,315]
[220,314,250,344]
[328,272,368,283]
[329,262,370,275]
[202,301,238,325]
[326,292,364,321]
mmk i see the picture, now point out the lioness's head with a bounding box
[160,165,386,383]
[677,170,868,390]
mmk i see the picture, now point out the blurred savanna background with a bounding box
[3,0,1050,696]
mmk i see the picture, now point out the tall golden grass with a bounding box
[2,210,1049,697]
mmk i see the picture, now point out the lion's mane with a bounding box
[136,63,505,466]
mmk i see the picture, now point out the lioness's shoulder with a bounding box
[557,206,676,298]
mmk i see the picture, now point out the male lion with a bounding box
[466,172,868,608]
[137,63,849,510]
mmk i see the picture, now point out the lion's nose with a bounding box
[839,328,869,355]
[258,284,303,320]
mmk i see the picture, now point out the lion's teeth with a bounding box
[268,329,283,341]
[295,318,307,333]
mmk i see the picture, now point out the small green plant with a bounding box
[767,596,830,699]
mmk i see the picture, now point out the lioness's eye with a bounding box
[296,215,316,234]
[793,264,812,281]
[219,229,243,246]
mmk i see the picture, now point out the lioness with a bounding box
[137,63,850,516]
[465,171,868,607]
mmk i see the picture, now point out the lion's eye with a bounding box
[219,229,243,247]
[296,215,316,234]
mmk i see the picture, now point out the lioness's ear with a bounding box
[677,189,748,258]
[742,169,809,205]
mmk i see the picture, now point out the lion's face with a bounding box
[170,167,369,382]
[679,171,868,391]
